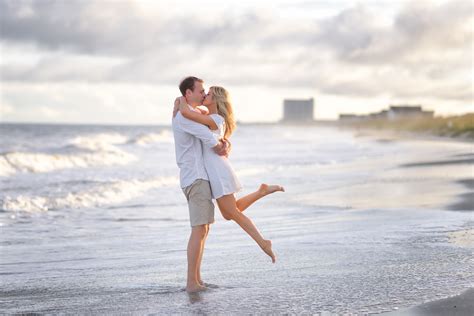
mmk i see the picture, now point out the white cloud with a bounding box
[0,0,472,123]
[0,100,15,115]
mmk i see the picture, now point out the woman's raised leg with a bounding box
[236,184,285,213]
[217,194,276,263]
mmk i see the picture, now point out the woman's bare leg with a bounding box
[236,184,285,212]
[217,194,276,263]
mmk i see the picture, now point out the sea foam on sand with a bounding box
[448,229,474,248]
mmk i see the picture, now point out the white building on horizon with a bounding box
[282,98,314,122]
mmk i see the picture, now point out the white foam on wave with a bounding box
[0,132,139,177]
[70,132,129,152]
[1,176,179,213]
[129,130,173,146]
[0,156,17,177]
[0,150,137,176]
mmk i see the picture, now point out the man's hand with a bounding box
[213,138,231,157]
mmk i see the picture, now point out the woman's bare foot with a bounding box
[259,184,285,197]
[260,239,276,263]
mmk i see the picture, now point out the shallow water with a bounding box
[1,123,472,314]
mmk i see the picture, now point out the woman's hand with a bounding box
[172,97,180,117]
[178,96,189,111]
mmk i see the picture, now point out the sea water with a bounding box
[1,123,472,314]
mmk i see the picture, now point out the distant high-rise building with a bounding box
[282,98,314,122]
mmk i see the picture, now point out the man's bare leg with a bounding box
[236,184,285,212]
[187,225,208,293]
[196,225,209,286]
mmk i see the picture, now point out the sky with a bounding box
[0,0,472,125]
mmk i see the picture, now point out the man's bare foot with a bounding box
[259,184,285,197]
[186,284,208,293]
[260,239,276,263]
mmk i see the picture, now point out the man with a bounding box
[172,76,229,293]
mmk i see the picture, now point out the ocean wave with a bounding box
[69,130,173,149]
[0,150,137,176]
[1,176,179,213]
[0,132,148,177]
[128,130,173,145]
[69,132,129,152]
[0,130,175,177]
[0,156,17,177]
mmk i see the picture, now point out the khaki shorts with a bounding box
[182,179,215,227]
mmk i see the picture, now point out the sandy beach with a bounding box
[388,288,474,316]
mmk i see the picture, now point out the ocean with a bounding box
[0,123,472,314]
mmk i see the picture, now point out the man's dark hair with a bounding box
[179,76,203,96]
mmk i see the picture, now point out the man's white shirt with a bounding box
[172,109,220,188]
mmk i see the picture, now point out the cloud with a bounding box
[0,0,472,104]
[0,0,163,55]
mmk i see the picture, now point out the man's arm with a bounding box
[213,138,231,157]
[178,114,221,148]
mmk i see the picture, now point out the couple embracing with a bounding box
[172,76,284,293]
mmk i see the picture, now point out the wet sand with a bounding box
[400,158,474,168]
[386,288,474,316]
[385,218,473,316]
[398,154,473,212]
[448,179,474,211]
[448,229,474,248]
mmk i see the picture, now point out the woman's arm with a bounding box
[196,106,209,115]
[179,97,218,130]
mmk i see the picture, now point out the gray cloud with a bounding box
[0,0,170,55]
[0,0,472,102]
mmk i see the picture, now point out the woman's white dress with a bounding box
[203,114,242,199]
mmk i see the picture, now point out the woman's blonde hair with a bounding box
[211,86,236,139]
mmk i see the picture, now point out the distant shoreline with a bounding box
[337,113,474,141]
[2,114,473,142]
[386,288,474,316]
[342,125,474,144]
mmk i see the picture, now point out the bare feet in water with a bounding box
[259,184,285,197]
[261,239,276,263]
[199,281,219,289]
[186,284,207,293]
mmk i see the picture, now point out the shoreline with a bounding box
[340,125,474,144]
[338,113,474,142]
[386,288,474,316]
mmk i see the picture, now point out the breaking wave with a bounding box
[1,176,178,213]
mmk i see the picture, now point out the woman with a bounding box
[176,86,284,263]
